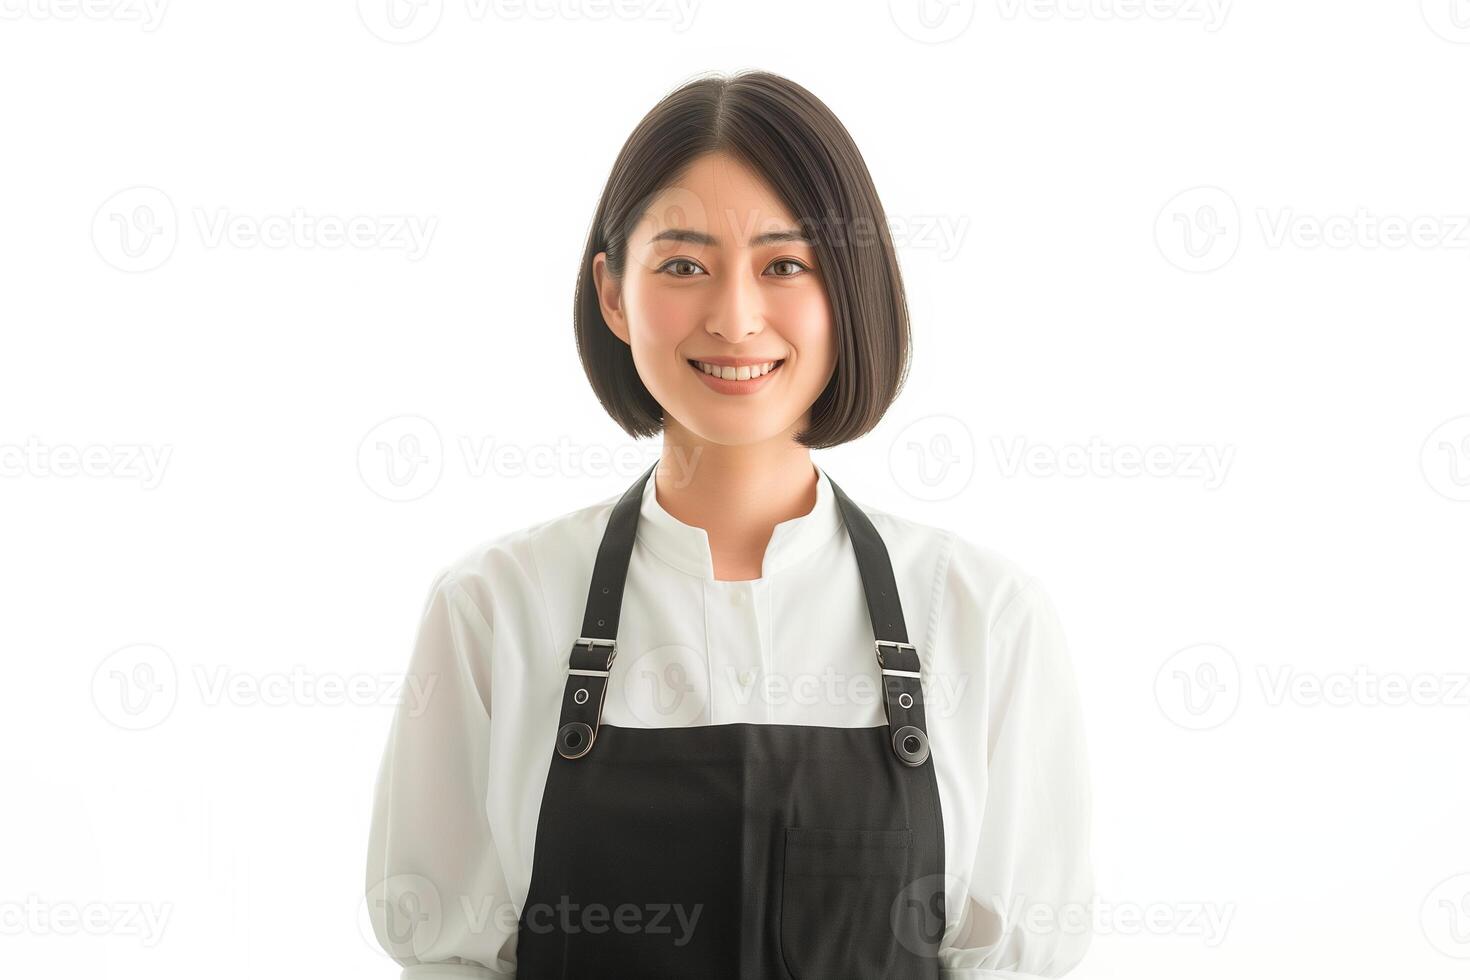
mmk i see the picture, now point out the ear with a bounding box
[592,252,630,345]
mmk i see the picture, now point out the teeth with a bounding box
[696,360,778,380]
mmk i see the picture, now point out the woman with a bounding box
[366,70,1092,979]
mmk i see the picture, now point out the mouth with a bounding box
[687,357,785,395]
[688,358,783,380]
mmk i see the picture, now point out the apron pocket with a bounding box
[778,826,913,980]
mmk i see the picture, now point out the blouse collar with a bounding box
[634,461,843,581]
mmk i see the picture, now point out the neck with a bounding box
[656,419,818,582]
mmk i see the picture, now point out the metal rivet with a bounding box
[557,722,595,759]
[892,725,929,767]
[597,618,605,627]
[574,688,589,704]
[899,692,913,709]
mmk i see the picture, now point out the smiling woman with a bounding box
[575,73,910,452]
[366,69,1092,980]
[590,149,842,444]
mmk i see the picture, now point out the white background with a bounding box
[3,1,1468,977]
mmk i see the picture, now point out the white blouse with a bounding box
[365,463,1093,979]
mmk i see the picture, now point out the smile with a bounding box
[687,358,785,394]
[690,359,782,380]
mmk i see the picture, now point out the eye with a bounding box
[767,258,809,278]
[657,258,706,278]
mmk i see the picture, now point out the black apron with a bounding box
[515,464,946,979]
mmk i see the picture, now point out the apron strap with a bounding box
[554,462,656,760]
[556,462,931,769]
[828,479,932,768]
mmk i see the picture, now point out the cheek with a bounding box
[624,275,698,353]
[773,288,836,369]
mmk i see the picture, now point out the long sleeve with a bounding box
[942,573,1094,979]
[365,569,517,979]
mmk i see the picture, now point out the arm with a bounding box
[365,569,517,979]
[942,574,1094,979]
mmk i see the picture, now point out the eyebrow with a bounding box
[647,227,811,247]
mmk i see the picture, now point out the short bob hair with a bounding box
[573,70,911,450]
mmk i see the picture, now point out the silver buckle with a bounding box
[570,637,617,676]
[875,640,920,678]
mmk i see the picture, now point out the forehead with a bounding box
[638,152,800,242]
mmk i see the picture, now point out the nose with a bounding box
[703,265,764,343]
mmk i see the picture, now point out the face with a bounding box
[594,151,836,448]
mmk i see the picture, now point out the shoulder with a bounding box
[419,488,623,628]
[836,482,1049,635]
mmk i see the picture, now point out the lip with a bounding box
[686,356,785,395]
[690,355,784,367]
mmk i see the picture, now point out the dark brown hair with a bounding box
[573,70,911,449]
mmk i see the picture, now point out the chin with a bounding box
[669,409,801,449]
